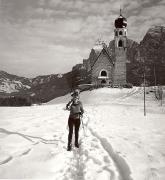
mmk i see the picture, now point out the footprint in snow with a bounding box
[146,168,159,180]
[103,155,111,164]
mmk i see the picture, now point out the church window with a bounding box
[119,31,122,35]
[115,31,118,36]
[101,70,107,77]
[118,40,123,47]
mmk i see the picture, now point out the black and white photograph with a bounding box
[0,0,165,179]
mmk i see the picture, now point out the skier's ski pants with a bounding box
[68,117,80,145]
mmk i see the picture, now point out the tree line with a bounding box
[0,96,31,106]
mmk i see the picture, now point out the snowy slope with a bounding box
[0,87,165,180]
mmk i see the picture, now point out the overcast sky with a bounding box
[0,0,165,77]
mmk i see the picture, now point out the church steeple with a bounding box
[113,8,128,85]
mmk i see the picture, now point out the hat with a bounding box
[71,89,80,97]
[74,89,80,94]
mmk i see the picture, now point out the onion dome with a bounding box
[115,10,127,28]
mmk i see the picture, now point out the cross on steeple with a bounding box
[120,6,122,16]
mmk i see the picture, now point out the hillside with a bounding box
[1,87,165,179]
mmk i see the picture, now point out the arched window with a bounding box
[118,40,123,47]
[101,70,107,77]
[115,31,118,36]
[119,31,122,35]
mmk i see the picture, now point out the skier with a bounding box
[66,89,84,151]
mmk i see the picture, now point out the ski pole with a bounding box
[80,115,86,136]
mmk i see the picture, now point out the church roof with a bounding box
[91,45,114,68]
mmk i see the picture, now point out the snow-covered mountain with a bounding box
[0,87,165,179]
[0,71,31,94]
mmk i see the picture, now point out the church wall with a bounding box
[91,52,113,86]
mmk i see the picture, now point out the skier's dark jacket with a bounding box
[66,99,84,119]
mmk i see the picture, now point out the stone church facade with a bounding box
[72,11,129,87]
[86,43,114,86]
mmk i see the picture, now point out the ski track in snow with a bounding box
[83,113,133,180]
[0,156,13,165]
[89,129,132,180]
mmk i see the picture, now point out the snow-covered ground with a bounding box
[0,87,165,180]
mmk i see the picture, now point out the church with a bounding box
[72,10,129,87]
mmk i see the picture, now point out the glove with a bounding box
[66,105,70,111]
